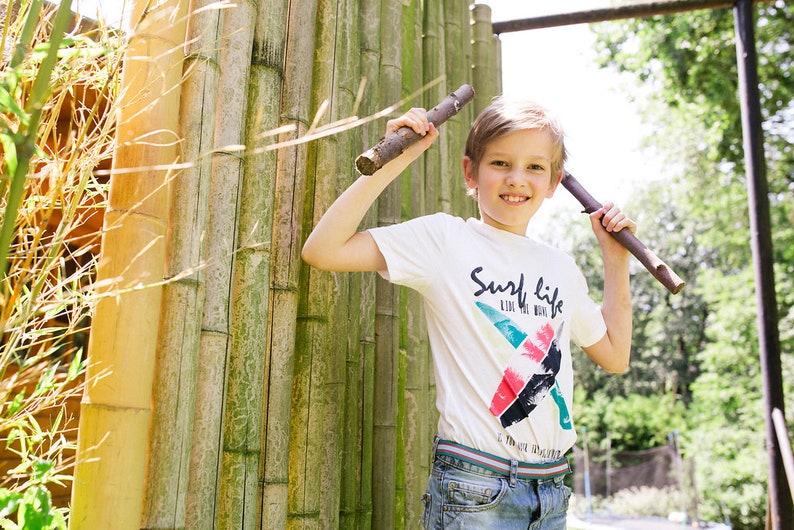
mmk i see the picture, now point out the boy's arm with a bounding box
[581,203,635,373]
[301,110,438,272]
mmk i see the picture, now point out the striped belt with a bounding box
[435,439,570,480]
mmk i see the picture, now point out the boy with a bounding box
[302,97,634,529]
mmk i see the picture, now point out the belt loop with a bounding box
[509,459,518,488]
[432,436,440,461]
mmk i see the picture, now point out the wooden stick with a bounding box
[562,171,686,295]
[355,84,475,175]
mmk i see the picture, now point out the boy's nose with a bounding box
[505,171,526,187]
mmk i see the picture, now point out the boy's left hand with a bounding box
[589,202,637,254]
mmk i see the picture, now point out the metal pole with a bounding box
[606,431,612,499]
[492,0,774,33]
[583,426,592,516]
[733,2,792,529]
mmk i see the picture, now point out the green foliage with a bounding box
[0,353,84,530]
[0,0,76,277]
[0,484,67,530]
[1,0,121,526]
[575,389,686,452]
[573,3,794,528]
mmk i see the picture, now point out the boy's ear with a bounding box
[546,170,564,198]
[462,156,477,192]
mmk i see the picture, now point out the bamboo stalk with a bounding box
[471,4,499,116]
[142,2,223,526]
[421,1,444,216]
[70,1,189,527]
[212,0,280,527]
[182,1,261,528]
[0,0,73,277]
[352,1,382,528]
[394,2,424,527]
[288,1,336,528]
[372,1,403,527]
[318,0,361,526]
[241,2,291,529]
[258,1,319,529]
[443,0,472,216]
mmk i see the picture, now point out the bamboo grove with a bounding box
[64,1,501,528]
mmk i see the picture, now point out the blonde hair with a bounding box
[464,97,568,180]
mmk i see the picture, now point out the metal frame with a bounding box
[490,1,790,527]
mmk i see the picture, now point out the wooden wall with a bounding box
[71,1,500,528]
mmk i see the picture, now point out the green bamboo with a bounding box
[143,2,223,526]
[395,1,427,528]
[180,1,260,528]
[354,1,382,528]
[421,1,446,216]
[244,1,290,528]
[214,0,290,527]
[443,0,472,217]
[471,4,499,116]
[288,0,336,528]
[263,1,320,529]
[372,1,404,528]
[319,0,361,526]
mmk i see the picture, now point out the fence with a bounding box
[67,1,501,529]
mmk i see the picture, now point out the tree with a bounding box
[589,2,794,528]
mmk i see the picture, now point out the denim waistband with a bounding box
[434,438,570,481]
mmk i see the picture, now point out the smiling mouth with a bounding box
[501,194,530,203]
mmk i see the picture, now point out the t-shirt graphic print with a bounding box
[475,301,572,431]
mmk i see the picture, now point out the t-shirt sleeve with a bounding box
[570,265,607,349]
[367,213,449,292]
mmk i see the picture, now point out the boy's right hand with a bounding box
[383,108,439,164]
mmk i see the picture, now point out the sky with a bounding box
[61,0,659,229]
[483,1,662,229]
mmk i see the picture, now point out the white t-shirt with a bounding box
[369,213,606,462]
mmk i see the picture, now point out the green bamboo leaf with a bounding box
[0,135,17,177]
[0,489,22,518]
[33,366,58,397]
[30,459,54,483]
[17,484,53,529]
[66,349,83,382]
[7,391,25,416]
[47,409,64,436]
[0,86,26,122]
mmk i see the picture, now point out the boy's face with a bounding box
[463,128,562,236]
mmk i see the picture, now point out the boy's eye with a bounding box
[490,160,508,167]
[528,163,545,171]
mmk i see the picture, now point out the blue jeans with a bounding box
[419,453,572,529]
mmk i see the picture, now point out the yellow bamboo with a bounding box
[69,1,189,528]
